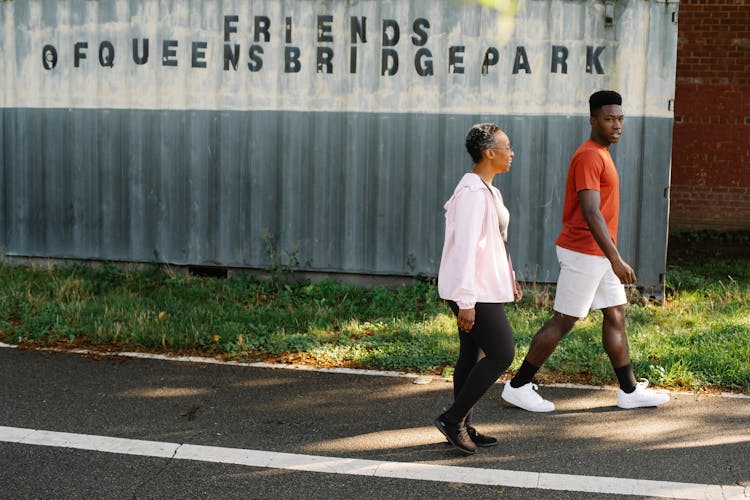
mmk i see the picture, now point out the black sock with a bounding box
[510,359,540,388]
[614,364,637,393]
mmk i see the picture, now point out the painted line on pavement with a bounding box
[2,342,747,399]
[0,341,430,379]
[0,425,746,499]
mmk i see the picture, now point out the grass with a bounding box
[0,249,748,394]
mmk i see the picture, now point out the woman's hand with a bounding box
[513,281,524,301]
[457,308,475,332]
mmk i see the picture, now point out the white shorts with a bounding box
[553,245,627,318]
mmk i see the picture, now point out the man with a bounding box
[501,90,670,411]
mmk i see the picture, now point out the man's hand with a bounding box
[457,308,475,332]
[514,281,524,301]
[611,257,636,284]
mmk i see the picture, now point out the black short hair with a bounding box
[589,90,622,116]
[465,123,500,163]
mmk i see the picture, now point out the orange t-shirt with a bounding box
[555,140,619,256]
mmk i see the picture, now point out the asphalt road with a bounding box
[0,346,748,499]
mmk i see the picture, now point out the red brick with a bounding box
[664,1,749,229]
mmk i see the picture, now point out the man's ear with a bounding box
[589,115,596,126]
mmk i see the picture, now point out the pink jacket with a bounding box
[438,173,516,309]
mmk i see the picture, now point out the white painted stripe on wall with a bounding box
[0,426,746,499]
[1,0,676,117]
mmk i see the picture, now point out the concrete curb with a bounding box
[1,342,747,399]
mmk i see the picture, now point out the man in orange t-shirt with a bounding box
[500,90,670,412]
[555,140,620,257]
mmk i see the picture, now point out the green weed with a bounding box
[0,255,747,393]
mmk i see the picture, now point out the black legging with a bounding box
[445,301,515,423]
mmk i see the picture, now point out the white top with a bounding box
[437,173,516,309]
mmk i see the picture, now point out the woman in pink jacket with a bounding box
[434,123,523,455]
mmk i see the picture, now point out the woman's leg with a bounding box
[447,301,480,403]
[444,302,515,423]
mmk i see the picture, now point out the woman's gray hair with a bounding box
[465,123,500,163]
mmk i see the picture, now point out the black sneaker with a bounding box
[466,426,497,447]
[434,414,477,455]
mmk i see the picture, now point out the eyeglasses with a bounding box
[489,146,513,153]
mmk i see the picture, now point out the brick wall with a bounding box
[670,0,750,231]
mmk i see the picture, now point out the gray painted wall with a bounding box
[2,109,672,291]
[1,0,678,295]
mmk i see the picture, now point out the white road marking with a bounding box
[0,426,747,499]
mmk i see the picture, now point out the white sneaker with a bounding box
[501,382,555,412]
[617,379,670,409]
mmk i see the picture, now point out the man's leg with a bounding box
[601,305,671,408]
[501,312,577,412]
[509,312,578,387]
[502,246,602,412]
[524,312,579,368]
[520,245,606,379]
[601,305,637,393]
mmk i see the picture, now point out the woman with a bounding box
[435,123,523,455]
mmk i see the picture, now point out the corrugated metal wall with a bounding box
[1,0,678,295]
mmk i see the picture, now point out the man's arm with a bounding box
[578,189,636,284]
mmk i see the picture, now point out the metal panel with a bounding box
[1,0,678,294]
